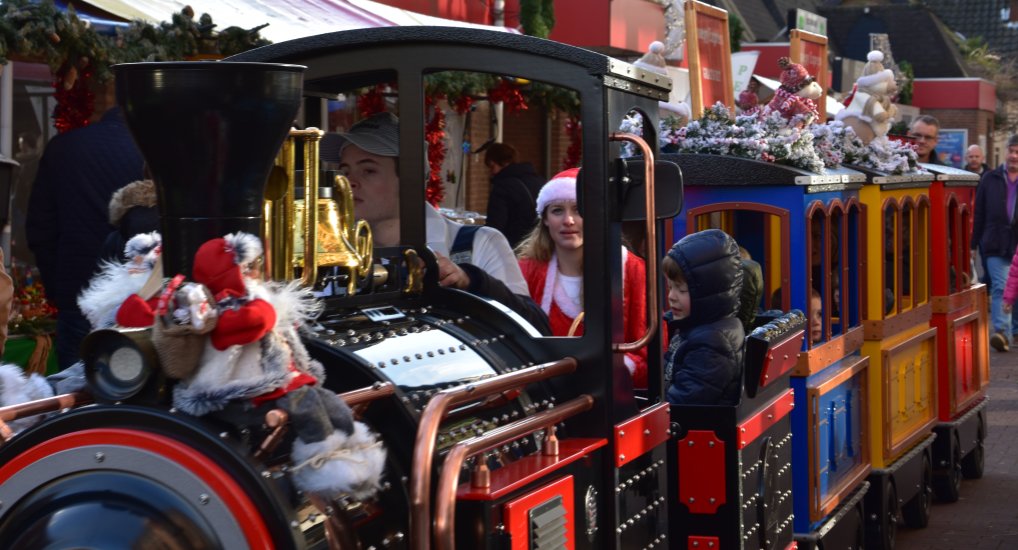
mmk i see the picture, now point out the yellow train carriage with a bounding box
[854,168,939,548]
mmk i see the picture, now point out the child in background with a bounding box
[810,288,823,344]
[663,229,744,406]
[999,252,1018,321]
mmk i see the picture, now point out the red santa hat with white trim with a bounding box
[535,168,579,215]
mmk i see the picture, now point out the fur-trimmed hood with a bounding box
[109,179,157,226]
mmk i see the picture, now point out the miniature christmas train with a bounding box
[0,27,988,550]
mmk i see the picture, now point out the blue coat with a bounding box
[971,164,1018,259]
[664,229,745,406]
[26,108,145,314]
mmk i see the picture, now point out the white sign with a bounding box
[731,51,760,98]
[795,9,827,36]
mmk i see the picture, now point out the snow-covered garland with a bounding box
[620,102,920,176]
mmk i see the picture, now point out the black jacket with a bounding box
[485,162,542,248]
[971,164,1018,259]
[26,108,145,313]
[664,229,745,406]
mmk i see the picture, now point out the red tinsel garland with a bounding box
[424,96,447,207]
[452,95,474,115]
[487,79,528,113]
[52,62,94,134]
[563,115,582,169]
[357,85,387,118]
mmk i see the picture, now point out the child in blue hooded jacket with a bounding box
[663,229,745,406]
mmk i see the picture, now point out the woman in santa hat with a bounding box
[516,168,649,387]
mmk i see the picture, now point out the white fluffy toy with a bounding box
[77,231,163,329]
[835,51,899,144]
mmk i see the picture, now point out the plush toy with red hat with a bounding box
[172,232,386,501]
[766,57,823,126]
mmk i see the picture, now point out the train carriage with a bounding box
[919,162,989,502]
[847,164,939,548]
[663,153,872,549]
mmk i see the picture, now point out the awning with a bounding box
[78,0,517,44]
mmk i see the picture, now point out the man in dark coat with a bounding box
[484,143,543,248]
[662,229,745,406]
[26,107,145,368]
[971,134,1018,352]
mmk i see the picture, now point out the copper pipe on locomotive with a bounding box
[409,357,578,550]
[433,394,594,549]
[0,392,91,442]
[610,132,659,351]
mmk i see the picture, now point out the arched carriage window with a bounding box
[883,201,900,316]
[882,196,930,315]
[806,200,862,347]
[686,202,790,321]
[947,196,973,293]
[915,197,931,305]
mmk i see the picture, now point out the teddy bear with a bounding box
[632,40,692,125]
[835,50,899,144]
[766,57,823,127]
[737,79,762,117]
[171,232,386,501]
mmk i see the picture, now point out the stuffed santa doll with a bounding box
[173,232,386,500]
[77,231,163,329]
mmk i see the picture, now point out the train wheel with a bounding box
[933,434,962,503]
[961,422,986,479]
[902,453,932,528]
[880,483,899,550]
[0,406,300,549]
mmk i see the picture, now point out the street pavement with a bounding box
[896,345,1018,549]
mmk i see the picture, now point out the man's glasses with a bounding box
[909,133,938,142]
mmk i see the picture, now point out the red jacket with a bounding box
[519,252,648,387]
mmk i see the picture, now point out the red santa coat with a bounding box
[519,251,648,387]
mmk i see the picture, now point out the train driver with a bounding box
[337,112,549,333]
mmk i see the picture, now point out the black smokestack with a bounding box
[114,62,304,277]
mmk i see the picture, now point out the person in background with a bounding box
[909,115,943,165]
[737,246,764,333]
[517,168,648,386]
[99,177,159,264]
[971,134,1018,352]
[965,144,990,175]
[337,112,549,332]
[662,229,744,406]
[810,288,823,344]
[26,105,145,369]
[483,143,543,249]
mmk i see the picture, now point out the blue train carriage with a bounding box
[849,163,940,549]
[919,162,989,503]
[661,153,870,549]
[232,27,690,549]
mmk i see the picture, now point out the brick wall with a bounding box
[462,105,576,214]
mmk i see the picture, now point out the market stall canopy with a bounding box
[752,74,846,119]
[77,0,519,43]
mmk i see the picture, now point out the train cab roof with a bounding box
[918,162,981,186]
[660,152,865,191]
